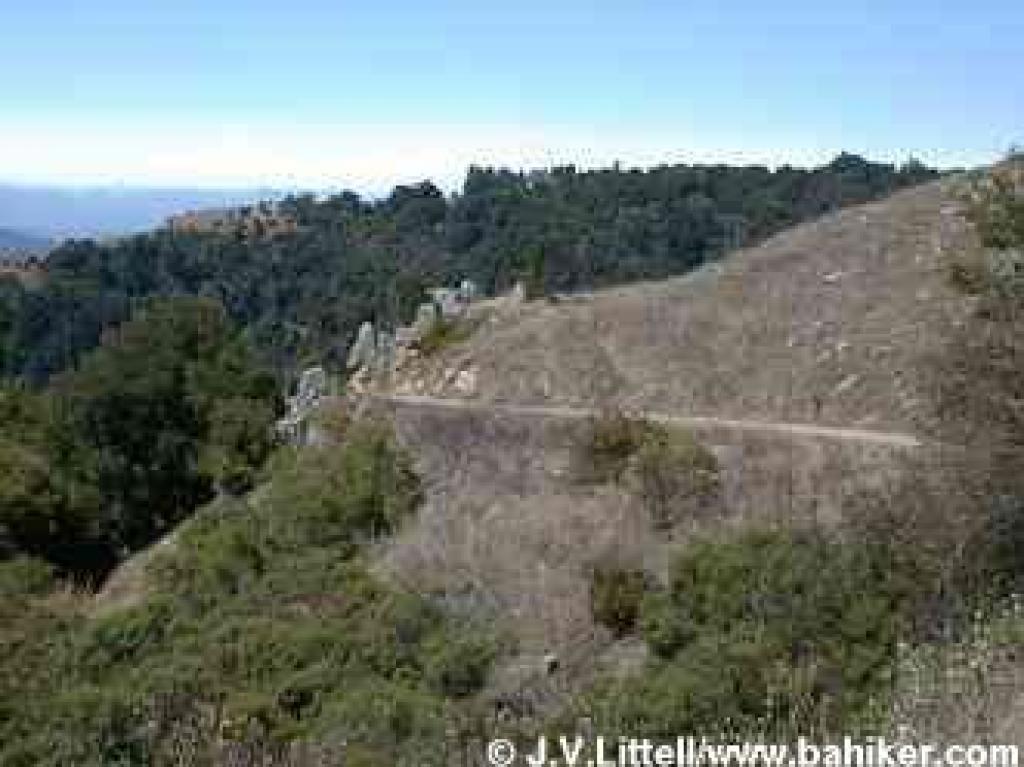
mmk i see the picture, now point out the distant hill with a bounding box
[0,226,49,252]
[2,154,943,382]
[0,227,50,266]
[0,183,281,239]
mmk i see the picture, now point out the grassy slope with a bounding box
[373,171,1024,738]
[390,178,974,434]
[8,172,1022,760]
[360,178,974,723]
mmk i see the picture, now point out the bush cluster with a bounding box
[0,423,495,765]
[579,411,721,527]
[589,564,650,637]
[0,297,280,580]
[416,317,479,357]
[0,156,938,382]
[579,529,898,737]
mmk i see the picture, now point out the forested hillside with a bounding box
[0,298,279,579]
[0,154,937,381]
[4,161,1024,762]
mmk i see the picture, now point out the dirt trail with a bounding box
[384,177,975,435]
[377,393,923,447]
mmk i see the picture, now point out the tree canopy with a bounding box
[0,155,938,381]
[0,297,279,578]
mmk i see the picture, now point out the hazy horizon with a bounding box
[0,151,959,238]
[0,148,967,196]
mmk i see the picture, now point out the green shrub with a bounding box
[79,599,174,671]
[314,680,448,760]
[664,531,895,655]
[0,556,55,599]
[577,410,653,482]
[632,426,720,528]
[422,631,496,698]
[967,164,1024,251]
[638,591,695,658]
[573,634,802,737]
[151,500,265,603]
[262,421,422,551]
[417,317,478,357]
[0,420,488,762]
[0,439,97,569]
[51,297,280,571]
[578,412,720,527]
[574,529,900,736]
[589,564,650,637]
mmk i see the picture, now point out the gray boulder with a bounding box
[295,366,328,403]
[458,279,478,302]
[375,330,396,371]
[346,321,376,370]
[412,301,439,337]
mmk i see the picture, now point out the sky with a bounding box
[1,0,1021,192]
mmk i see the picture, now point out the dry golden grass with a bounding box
[366,173,1024,738]
[370,399,916,722]
[389,178,976,435]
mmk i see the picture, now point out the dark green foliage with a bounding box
[589,564,649,637]
[523,244,548,300]
[637,591,696,659]
[576,636,799,737]
[422,632,497,698]
[56,297,279,560]
[0,556,55,599]
[631,425,721,528]
[0,425,493,765]
[265,421,422,547]
[578,412,721,527]
[0,156,937,382]
[968,168,1024,251]
[0,278,16,372]
[0,386,104,570]
[576,529,898,735]
[663,532,894,663]
[0,297,279,578]
[416,317,479,357]
[578,410,653,482]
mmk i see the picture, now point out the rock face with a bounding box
[425,288,460,319]
[375,330,396,372]
[459,279,478,303]
[413,301,439,337]
[346,321,376,371]
[295,367,328,403]
[277,279,484,445]
[426,279,477,320]
[276,366,330,445]
[454,367,478,395]
[344,278,483,391]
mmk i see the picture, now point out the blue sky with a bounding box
[1,0,1021,190]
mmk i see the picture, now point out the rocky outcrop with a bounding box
[276,366,330,445]
[343,279,483,391]
[346,321,377,371]
[426,279,478,320]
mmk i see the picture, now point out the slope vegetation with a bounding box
[7,168,1023,762]
[390,177,972,435]
[352,177,985,723]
